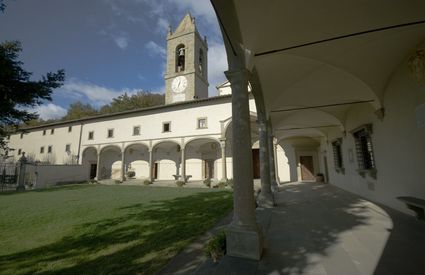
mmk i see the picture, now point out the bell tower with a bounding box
[164,14,209,104]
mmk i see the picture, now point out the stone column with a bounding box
[268,125,279,192]
[120,145,126,182]
[220,139,227,181]
[274,141,280,184]
[181,146,186,182]
[225,69,262,260]
[95,146,101,181]
[148,148,153,182]
[16,152,27,191]
[257,118,274,207]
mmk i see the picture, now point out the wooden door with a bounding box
[152,163,158,179]
[300,156,315,181]
[252,149,260,179]
[90,164,97,179]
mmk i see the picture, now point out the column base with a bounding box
[16,185,26,191]
[271,179,279,193]
[226,224,263,260]
[257,192,275,208]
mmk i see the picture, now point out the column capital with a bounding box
[224,68,252,82]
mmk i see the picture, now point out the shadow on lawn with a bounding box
[0,190,232,275]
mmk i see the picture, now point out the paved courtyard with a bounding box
[162,182,425,275]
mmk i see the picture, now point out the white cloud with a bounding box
[156,17,169,33]
[60,79,126,106]
[35,103,67,120]
[167,0,218,28]
[114,36,128,49]
[208,42,228,95]
[145,41,166,58]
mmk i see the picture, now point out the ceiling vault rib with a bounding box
[255,19,425,57]
[275,125,340,131]
[270,99,374,113]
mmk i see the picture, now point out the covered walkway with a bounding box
[162,182,425,274]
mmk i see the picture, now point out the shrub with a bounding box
[226,178,234,188]
[176,180,185,187]
[126,171,136,179]
[218,181,226,189]
[203,178,211,187]
[204,230,226,262]
[143,179,152,185]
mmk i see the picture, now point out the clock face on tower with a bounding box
[171,76,188,93]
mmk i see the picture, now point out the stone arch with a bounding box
[152,140,182,180]
[124,143,150,180]
[81,146,98,180]
[99,145,122,180]
[184,137,222,180]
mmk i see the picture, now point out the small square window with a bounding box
[163,122,171,132]
[18,149,22,155]
[68,126,72,132]
[48,145,52,153]
[40,147,45,154]
[43,130,46,136]
[197,118,207,129]
[88,131,94,140]
[51,129,54,135]
[107,129,114,138]
[65,144,71,152]
[20,133,23,139]
[133,126,140,136]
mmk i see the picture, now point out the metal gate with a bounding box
[1,162,18,191]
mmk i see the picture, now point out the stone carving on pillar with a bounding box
[224,68,263,260]
[219,138,227,181]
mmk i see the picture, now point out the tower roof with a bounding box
[173,13,196,34]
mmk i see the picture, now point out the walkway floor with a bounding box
[161,182,425,275]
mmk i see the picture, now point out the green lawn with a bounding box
[0,184,233,274]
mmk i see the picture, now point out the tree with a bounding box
[0,41,65,152]
[61,101,98,121]
[0,0,5,12]
[100,91,164,114]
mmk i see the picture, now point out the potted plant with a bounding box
[204,231,226,262]
[316,173,325,182]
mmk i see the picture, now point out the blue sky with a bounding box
[0,0,227,119]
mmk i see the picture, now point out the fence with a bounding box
[0,162,18,191]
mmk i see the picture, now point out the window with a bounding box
[331,139,344,173]
[107,129,114,138]
[176,44,185,72]
[352,124,376,178]
[18,149,22,155]
[199,48,204,75]
[65,144,71,152]
[163,122,171,132]
[68,126,72,132]
[197,117,207,129]
[48,145,52,153]
[20,133,23,139]
[88,131,94,140]
[51,129,54,135]
[133,126,141,136]
[40,146,45,154]
[43,130,46,136]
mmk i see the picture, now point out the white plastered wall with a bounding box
[325,50,425,215]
